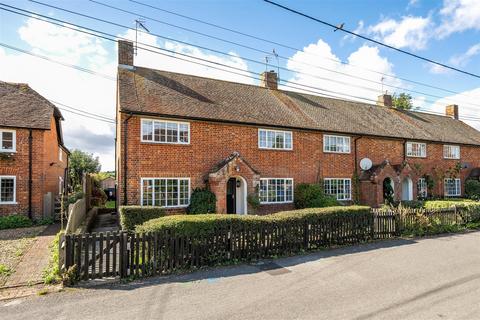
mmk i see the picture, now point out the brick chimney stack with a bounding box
[377,93,393,107]
[118,40,134,67]
[260,70,278,90]
[446,104,459,120]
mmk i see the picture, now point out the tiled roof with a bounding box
[0,81,63,130]
[118,66,480,146]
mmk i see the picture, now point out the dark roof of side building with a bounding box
[0,81,64,130]
[118,66,480,146]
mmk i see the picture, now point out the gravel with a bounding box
[0,226,47,286]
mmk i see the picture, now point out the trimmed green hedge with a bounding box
[119,206,166,230]
[0,215,33,230]
[294,183,339,209]
[423,199,478,209]
[136,206,371,235]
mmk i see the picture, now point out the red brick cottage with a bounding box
[115,41,480,214]
[0,81,69,219]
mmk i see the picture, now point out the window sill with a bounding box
[0,202,17,205]
[406,155,427,158]
[323,151,351,154]
[260,201,293,205]
[140,141,190,146]
[258,148,293,152]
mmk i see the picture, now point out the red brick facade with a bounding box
[0,116,68,219]
[116,113,480,213]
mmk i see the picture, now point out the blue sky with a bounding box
[1,0,480,170]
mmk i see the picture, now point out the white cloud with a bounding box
[284,39,403,104]
[428,63,451,74]
[437,0,480,38]
[118,30,253,85]
[449,43,480,66]
[367,15,432,50]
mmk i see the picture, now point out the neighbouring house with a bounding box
[0,81,69,219]
[115,40,480,214]
[100,176,116,200]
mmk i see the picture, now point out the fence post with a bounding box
[303,220,309,250]
[59,233,66,272]
[119,231,127,278]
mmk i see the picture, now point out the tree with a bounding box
[69,149,101,191]
[392,93,413,110]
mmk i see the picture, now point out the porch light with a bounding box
[236,180,241,188]
[235,165,240,172]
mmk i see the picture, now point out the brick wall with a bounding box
[117,114,480,213]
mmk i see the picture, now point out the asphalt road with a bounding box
[3,231,480,320]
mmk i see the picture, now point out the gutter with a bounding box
[118,109,480,148]
[123,113,133,205]
[28,129,33,219]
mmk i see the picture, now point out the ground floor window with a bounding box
[324,178,351,201]
[141,178,190,207]
[259,178,293,204]
[417,178,427,199]
[0,176,16,204]
[444,178,461,197]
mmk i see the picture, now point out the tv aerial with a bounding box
[265,49,280,79]
[135,18,150,55]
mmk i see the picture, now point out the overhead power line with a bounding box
[22,0,480,110]
[128,0,477,99]
[2,4,480,123]
[263,0,480,79]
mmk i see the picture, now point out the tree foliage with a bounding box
[69,149,101,191]
[392,93,413,110]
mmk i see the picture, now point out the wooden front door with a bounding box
[226,178,236,214]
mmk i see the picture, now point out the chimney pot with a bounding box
[260,71,278,90]
[377,94,393,107]
[446,104,459,120]
[118,40,134,67]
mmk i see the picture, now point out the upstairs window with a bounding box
[141,119,190,144]
[444,178,461,197]
[324,178,352,201]
[0,176,16,204]
[323,135,350,153]
[141,178,190,207]
[259,178,293,204]
[0,130,15,152]
[258,129,292,150]
[406,142,426,158]
[59,147,63,162]
[443,145,460,159]
[417,178,427,198]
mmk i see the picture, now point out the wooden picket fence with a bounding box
[60,206,473,281]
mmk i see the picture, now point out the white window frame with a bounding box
[444,178,461,197]
[323,135,351,154]
[140,177,190,208]
[59,147,63,162]
[324,178,352,201]
[443,145,460,159]
[406,141,427,158]
[0,129,16,153]
[0,176,16,204]
[259,178,294,204]
[417,178,427,198]
[140,119,190,145]
[58,176,64,195]
[258,128,293,150]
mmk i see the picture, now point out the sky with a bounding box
[1,0,480,171]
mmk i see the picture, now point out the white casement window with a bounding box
[323,135,351,153]
[141,119,190,144]
[443,145,460,159]
[258,129,292,150]
[0,176,16,204]
[59,177,64,195]
[259,178,293,204]
[59,147,63,162]
[141,178,190,207]
[324,178,352,201]
[417,178,427,198]
[406,142,426,158]
[0,130,16,152]
[444,178,461,197]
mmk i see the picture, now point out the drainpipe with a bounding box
[353,136,362,203]
[403,139,407,162]
[123,113,133,205]
[28,129,33,219]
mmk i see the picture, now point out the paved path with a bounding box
[5,224,60,287]
[2,231,480,319]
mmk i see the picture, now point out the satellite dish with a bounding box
[360,158,373,171]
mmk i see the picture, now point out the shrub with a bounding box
[424,199,477,209]
[119,206,166,230]
[68,191,84,204]
[0,215,33,230]
[465,179,480,200]
[136,205,371,235]
[294,183,339,209]
[187,188,216,214]
[247,193,261,213]
[43,232,62,284]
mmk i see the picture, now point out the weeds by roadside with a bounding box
[42,232,62,285]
